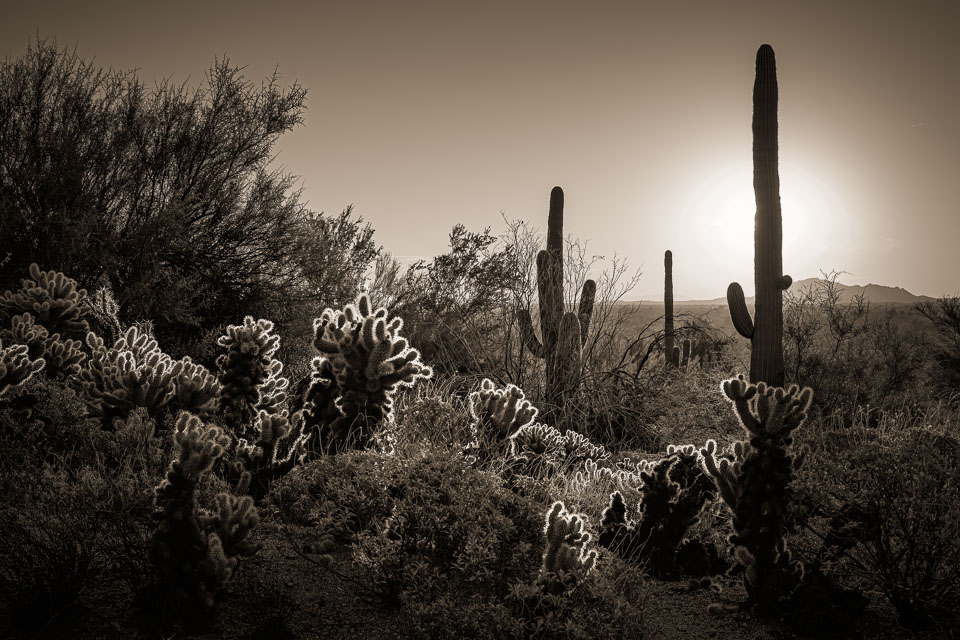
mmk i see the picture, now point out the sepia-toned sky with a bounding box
[3,0,958,299]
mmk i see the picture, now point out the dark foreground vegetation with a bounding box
[1,40,959,639]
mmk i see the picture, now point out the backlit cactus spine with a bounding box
[518,187,596,408]
[726,44,792,386]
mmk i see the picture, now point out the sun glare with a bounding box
[688,161,841,269]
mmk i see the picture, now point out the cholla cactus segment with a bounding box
[84,281,122,343]
[0,263,90,339]
[40,335,86,378]
[561,429,609,464]
[306,293,432,450]
[0,339,45,396]
[165,413,232,484]
[508,423,566,467]
[216,317,288,437]
[539,501,598,595]
[3,313,48,358]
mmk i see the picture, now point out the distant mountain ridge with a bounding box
[630,278,937,306]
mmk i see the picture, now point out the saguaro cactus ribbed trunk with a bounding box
[664,250,676,367]
[519,186,596,409]
[727,44,792,386]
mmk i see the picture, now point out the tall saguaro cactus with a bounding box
[664,250,677,367]
[727,44,792,386]
[519,186,596,408]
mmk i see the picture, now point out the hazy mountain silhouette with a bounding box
[631,278,936,305]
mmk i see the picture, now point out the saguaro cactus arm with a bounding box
[727,283,755,339]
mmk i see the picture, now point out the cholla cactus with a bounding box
[467,378,538,459]
[152,413,259,621]
[598,444,715,576]
[78,326,220,423]
[699,375,812,614]
[561,429,609,464]
[539,501,598,595]
[508,423,566,470]
[216,317,288,438]
[2,312,86,378]
[0,263,90,340]
[305,293,432,452]
[0,339,45,397]
[233,410,310,501]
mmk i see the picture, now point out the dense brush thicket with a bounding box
[1,40,958,640]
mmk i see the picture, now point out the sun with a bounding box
[688,161,839,266]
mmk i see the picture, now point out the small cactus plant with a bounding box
[304,293,432,452]
[518,187,596,410]
[151,413,260,623]
[539,501,598,595]
[78,326,221,424]
[466,378,538,459]
[598,444,715,576]
[233,409,310,501]
[1,312,86,378]
[700,375,812,614]
[726,44,792,386]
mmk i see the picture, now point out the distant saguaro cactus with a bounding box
[518,187,596,408]
[664,250,677,367]
[726,44,792,386]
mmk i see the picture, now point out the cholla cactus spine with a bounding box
[699,375,812,613]
[518,187,596,408]
[726,45,792,386]
[539,500,598,595]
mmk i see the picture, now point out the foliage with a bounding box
[800,421,960,632]
[916,294,960,390]
[0,39,310,357]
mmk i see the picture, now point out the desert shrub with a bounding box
[391,387,472,453]
[0,475,102,634]
[270,450,406,539]
[350,454,545,609]
[782,273,930,415]
[916,295,960,391]
[799,421,960,632]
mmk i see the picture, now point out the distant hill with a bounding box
[630,278,937,306]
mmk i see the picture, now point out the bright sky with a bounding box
[3,0,958,299]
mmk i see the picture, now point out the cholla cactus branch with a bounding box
[152,413,258,621]
[234,410,310,501]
